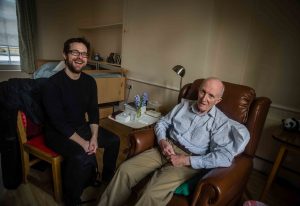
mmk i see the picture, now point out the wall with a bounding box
[123,0,214,91]
[86,0,123,59]
[34,0,300,186]
[35,0,92,59]
[122,0,300,187]
[123,0,300,111]
[35,0,123,61]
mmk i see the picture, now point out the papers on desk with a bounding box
[109,112,161,129]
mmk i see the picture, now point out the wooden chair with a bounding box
[16,111,63,202]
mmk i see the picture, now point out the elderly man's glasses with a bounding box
[68,50,89,58]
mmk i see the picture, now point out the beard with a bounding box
[65,57,85,74]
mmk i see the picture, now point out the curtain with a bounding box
[16,0,37,73]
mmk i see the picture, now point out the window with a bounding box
[0,0,20,68]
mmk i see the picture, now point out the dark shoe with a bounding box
[80,198,97,205]
[64,196,82,206]
[90,179,101,187]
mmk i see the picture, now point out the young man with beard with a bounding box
[43,37,120,205]
[99,77,250,206]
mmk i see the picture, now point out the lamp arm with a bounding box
[180,77,183,90]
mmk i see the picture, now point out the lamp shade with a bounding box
[172,65,185,77]
[172,65,186,90]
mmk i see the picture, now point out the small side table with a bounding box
[99,114,159,166]
[259,127,300,201]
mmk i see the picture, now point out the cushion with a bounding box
[20,111,27,128]
[20,112,59,157]
[53,60,65,72]
[174,175,201,196]
[20,112,43,138]
[26,116,43,138]
[26,135,59,157]
[33,61,60,79]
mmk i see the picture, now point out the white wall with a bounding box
[35,0,93,59]
[35,0,123,61]
[122,0,214,90]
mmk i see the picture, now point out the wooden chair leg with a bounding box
[52,158,63,202]
[243,187,252,201]
[96,148,104,176]
[21,151,30,183]
[259,145,287,201]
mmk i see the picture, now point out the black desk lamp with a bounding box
[172,65,186,90]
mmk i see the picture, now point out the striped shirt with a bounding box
[155,99,250,169]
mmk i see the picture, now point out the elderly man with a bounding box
[98,77,250,206]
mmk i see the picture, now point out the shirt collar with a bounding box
[191,102,216,117]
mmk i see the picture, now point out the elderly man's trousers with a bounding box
[99,145,201,206]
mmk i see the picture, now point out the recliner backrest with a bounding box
[178,79,272,157]
[179,79,256,124]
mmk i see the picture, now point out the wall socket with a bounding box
[125,84,132,103]
[126,84,132,89]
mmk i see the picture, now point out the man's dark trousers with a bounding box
[45,124,120,205]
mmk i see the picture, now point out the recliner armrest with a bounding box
[128,128,156,158]
[245,97,271,156]
[191,155,253,206]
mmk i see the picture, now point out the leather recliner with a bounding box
[127,79,271,206]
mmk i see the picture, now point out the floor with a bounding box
[0,168,299,206]
[0,166,106,206]
[246,170,300,206]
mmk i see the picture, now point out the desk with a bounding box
[259,127,300,201]
[99,115,159,166]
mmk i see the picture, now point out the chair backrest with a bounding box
[17,111,43,143]
[17,111,28,144]
[178,79,271,156]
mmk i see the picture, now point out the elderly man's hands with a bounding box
[169,154,191,167]
[159,139,191,167]
[159,139,175,157]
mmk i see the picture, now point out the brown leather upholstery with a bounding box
[128,79,271,206]
[180,79,256,124]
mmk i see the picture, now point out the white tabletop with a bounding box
[108,113,160,129]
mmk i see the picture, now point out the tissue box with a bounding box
[115,112,130,122]
[145,110,161,118]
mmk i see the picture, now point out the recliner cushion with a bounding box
[174,174,200,196]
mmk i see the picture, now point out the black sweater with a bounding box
[43,69,99,138]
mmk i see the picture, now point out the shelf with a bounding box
[84,68,127,75]
[85,60,127,76]
[88,60,121,67]
[78,23,122,30]
[100,61,121,67]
